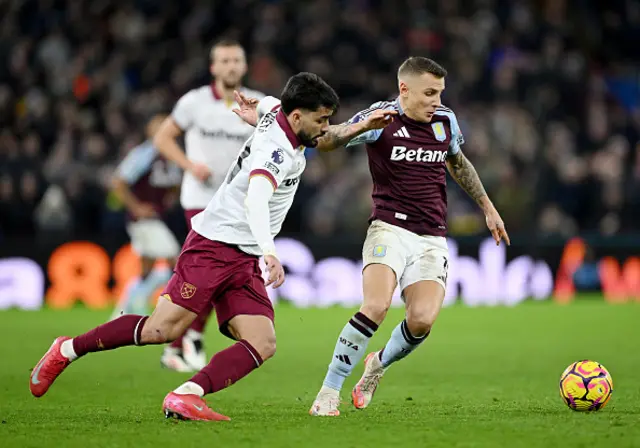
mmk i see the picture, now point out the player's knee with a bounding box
[360,299,391,324]
[247,333,277,362]
[140,319,177,344]
[405,311,435,337]
[260,334,277,361]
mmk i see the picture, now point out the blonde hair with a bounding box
[398,57,447,79]
[209,38,243,62]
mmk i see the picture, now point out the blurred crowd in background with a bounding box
[0,0,638,241]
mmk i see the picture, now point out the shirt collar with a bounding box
[276,109,303,149]
[210,82,222,100]
[394,96,405,115]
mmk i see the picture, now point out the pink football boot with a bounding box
[163,392,230,421]
[30,337,72,398]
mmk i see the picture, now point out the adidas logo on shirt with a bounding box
[392,126,410,138]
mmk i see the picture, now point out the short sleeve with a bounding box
[116,143,155,184]
[448,112,465,155]
[171,90,197,130]
[248,138,294,190]
[344,129,383,147]
[344,101,393,147]
[257,96,281,122]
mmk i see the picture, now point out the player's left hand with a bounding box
[485,208,510,246]
[264,254,285,288]
[232,90,259,126]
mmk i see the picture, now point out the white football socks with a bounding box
[173,381,205,397]
[60,339,78,361]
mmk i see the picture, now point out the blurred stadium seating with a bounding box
[0,0,638,241]
[1,5,638,444]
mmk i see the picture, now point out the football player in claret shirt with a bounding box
[309,57,510,416]
[234,58,509,417]
[111,114,182,319]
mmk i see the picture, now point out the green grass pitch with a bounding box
[1,300,639,448]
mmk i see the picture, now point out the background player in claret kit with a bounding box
[302,57,511,416]
[110,114,182,318]
[153,39,266,372]
[28,72,349,422]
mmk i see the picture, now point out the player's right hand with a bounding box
[133,203,158,220]
[362,109,398,130]
[189,162,212,183]
[264,254,285,289]
[232,90,259,127]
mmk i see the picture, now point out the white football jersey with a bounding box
[192,100,306,255]
[171,84,265,210]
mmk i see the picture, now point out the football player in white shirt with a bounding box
[30,73,360,421]
[153,39,265,372]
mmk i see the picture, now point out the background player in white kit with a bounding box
[153,39,265,372]
[30,72,350,422]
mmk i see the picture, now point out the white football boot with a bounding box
[160,347,194,373]
[309,386,341,416]
[351,352,386,409]
[182,329,207,370]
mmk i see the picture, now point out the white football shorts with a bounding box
[362,219,449,295]
[126,219,181,259]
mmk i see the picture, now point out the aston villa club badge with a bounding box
[431,122,446,142]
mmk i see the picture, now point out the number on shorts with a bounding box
[227,144,251,183]
[442,257,449,284]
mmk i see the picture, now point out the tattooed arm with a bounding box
[446,151,511,245]
[231,93,397,152]
[315,109,398,152]
[446,151,490,210]
[315,123,366,152]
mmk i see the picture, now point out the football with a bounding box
[559,360,613,411]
